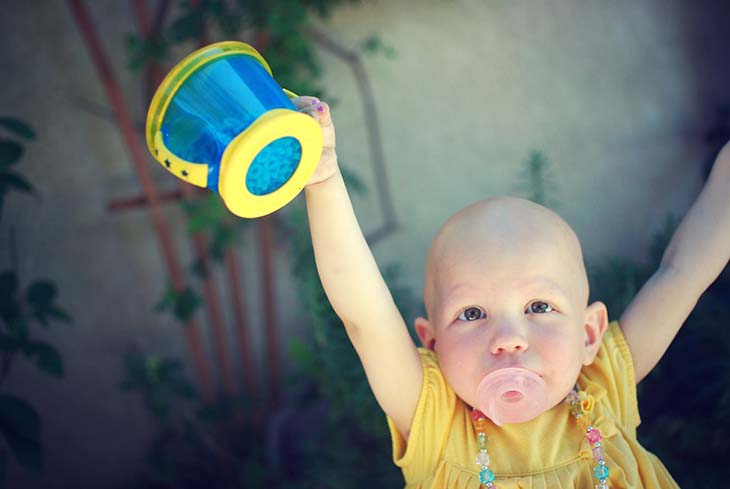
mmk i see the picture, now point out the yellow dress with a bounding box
[386,322,680,488]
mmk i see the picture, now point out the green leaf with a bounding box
[173,288,200,323]
[185,194,227,235]
[359,35,397,59]
[26,280,59,326]
[125,33,169,72]
[46,305,72,324]
[0,270,17,296]
[0,171,34,195]
[23,341,64,377]
[286,338,318,375]
[0,335,22,352]
[26,280,56,308]
[361,35,382,54]
[169,13,204,42]
[0,142,22,168]
[186,213,209,235]
[155,285,200,324]
[0,395,42,472]
[7,317,29,339]
[120,350,197,421]
[0,118,35,140]
[208,226,236,261]
[0,271,19,322]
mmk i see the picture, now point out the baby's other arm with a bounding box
[295,97,422,440]
[620,141,730,383]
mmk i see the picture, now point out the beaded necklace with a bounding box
[470,386,610,488]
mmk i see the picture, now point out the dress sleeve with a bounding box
[386,347,456,481]
[579,320,641,432]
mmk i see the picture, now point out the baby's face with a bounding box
[417,198,607,415]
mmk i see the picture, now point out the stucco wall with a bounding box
[1,1,728,487]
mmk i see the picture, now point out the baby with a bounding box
[293,95,730,488]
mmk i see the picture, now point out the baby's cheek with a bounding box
[437,336,483,405]
[531,331,582,366]
[539,332,585,386]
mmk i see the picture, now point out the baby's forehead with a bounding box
[424,197,587,312]
[431,239,580,293]
[428,198,580,261]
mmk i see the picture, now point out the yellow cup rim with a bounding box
[145,41,272,159]
[218,109,323,218]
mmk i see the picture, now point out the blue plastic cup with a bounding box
[146,41,323,218]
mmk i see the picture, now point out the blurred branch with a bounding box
[305,25,398,246]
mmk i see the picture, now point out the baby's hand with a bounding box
[292,96,338,186]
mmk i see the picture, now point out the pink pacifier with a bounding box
[475,367,548,426]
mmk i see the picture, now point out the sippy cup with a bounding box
[145,41,323,218]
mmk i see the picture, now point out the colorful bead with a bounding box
[570,403,584,416]
[592,446,604,461]
[587,428,603,444]
[479,468,495,484]
[470,387,611,489]
[577,416,591,432]
[593,464,610,479]
[477,432,488,450]
[474,418,489,432]
[476,449,490,466]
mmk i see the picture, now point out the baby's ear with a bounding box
[582,301,609,365]
[415,316,437,351]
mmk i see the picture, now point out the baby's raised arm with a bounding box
[620,141,730,383]
[295,97,422,439]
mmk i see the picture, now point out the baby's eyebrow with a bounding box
[521,279,570,302]
[441,287,475,316]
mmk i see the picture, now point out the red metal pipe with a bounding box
[225,249,257,395]
[132,0,237,400]
[67,0,214,402]
[258,215,280,407]
[107,187,186,211]
[131,0,165,103]
[180,186,237,397]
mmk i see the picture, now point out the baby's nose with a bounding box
[489,324,529,354]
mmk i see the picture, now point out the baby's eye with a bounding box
[458,306,486,321]
[528,301,553,314]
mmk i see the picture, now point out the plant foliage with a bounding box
[0,117,71,479]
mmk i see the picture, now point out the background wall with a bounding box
[1,1,728,487]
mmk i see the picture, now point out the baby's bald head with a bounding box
[423,197,589,320]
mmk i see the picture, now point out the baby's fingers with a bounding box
[291,96,331,125]
[299,101,332,128]
[293,97,335,149]
[291,95,320,110]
